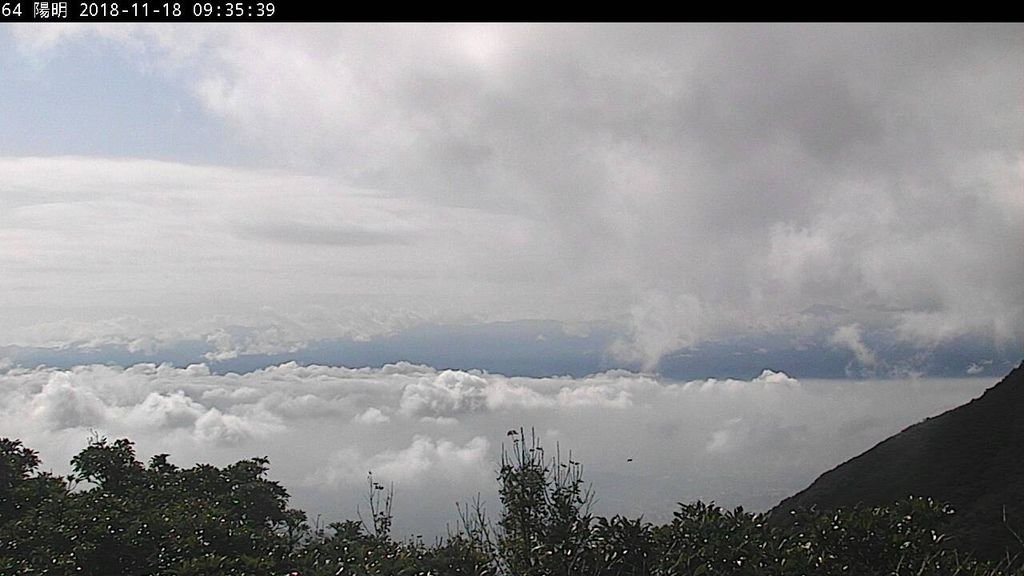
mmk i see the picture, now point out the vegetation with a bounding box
[2,430,1022,575]
[774,362,1024,561]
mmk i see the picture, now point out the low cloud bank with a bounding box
[1,361,993,537]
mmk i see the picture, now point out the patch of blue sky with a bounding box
[0,27,235,165]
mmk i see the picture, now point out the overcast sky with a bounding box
[1,23,1021,535]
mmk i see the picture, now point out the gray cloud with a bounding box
[235,222,412,247]
[5,24,1020,368]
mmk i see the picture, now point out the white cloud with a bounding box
[830,324,878,371]
[354,407,390,425]
[556,383,633,408]
[124,391,206,429]
[399,370,490,418]
[30,372,108,430]
[966,360,991,375]
[193,406,280,444]
[315,435,491,486]
[397,369,650,417]
[680,370,800,394]
[0,360,997,537]
[754,369,802,388]
[609,292,704,370]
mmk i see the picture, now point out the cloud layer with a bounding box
[1,24,1021,370]
[0,361,994,536]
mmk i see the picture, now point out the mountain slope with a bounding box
[773,362,1024,560]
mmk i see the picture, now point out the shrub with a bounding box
[2,433,1022,576]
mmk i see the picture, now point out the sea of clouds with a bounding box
[1,360,994,538]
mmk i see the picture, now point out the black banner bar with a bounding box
[0,0,311,21]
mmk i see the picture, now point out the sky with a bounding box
[0,23,1022,536]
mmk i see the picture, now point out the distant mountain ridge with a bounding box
[773,361,1024,560]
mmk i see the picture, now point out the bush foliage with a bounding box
[1,431,1020,575]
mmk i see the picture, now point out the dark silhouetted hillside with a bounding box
[773,362,1024,561]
